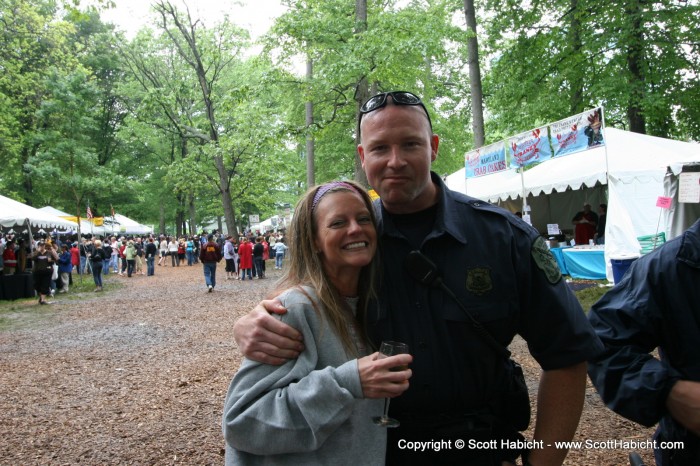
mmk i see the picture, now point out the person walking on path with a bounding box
[273,239,287,269]
[144,237,157,276]
[70,242,79,279]
[29,240,58,305]
[168,237,179,267]
[118,240,128,276]
[158,236,168,266]
[252,237,265,279]
[90,239,106,292]
[109,237,119,273]
[223,236,236,280]
[57,244,72,293]
[125,240,137,277]
[200,234,222,292]
[186,237,195,266]
[238,237,253,281]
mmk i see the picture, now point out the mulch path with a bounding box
[0,262,655,465]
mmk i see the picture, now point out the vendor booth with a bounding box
[446,128,700,281]
[1,195,78,300]
[38,206,108,236]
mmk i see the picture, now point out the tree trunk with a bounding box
[306,58,315,188]
[568,0,584,114]
[155,1,238,237]
[188,194,196,236]
[463,0,485,148]
[625,0,646,134]
[159,203,166,235]
[354,0,370,188]
[175,193,184,238]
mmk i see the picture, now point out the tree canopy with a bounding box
[1,0,697,234]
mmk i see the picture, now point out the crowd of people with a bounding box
[0,230,289,301]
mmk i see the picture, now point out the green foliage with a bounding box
[1,0,697,231]
[482,0,700,139]
[263,0,472,186]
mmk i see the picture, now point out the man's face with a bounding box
[357,103,439,214]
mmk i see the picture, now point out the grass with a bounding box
[0,274,123,331]
[573,281,611,313]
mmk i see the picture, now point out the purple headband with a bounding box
[312,182,362,212]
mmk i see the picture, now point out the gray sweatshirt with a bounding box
[223,286,386,465]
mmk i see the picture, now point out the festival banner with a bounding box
[465,141,507,178]
[550,107,605,157]
[508,126,552,169]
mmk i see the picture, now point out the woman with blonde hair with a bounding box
[223,181,412,465]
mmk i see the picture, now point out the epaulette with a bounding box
[463,199,537,236]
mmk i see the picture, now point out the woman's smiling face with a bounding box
[313,190,377,283]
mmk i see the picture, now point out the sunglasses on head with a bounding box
[359,91,432,131]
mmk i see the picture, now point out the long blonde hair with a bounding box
[274,181,379,355]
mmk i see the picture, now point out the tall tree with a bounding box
[353,0,370,186]
[305,58,315,188]
[265,0,469,184]
[152,0,248,236]
[463,0,485,148]
[0,0,76,203]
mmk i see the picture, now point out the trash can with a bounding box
[610,255,640,284]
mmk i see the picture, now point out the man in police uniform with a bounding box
[233,91,603,465]
[588,219,700,466]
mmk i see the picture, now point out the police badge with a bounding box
[466,267,493,295]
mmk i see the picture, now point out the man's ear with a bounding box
[430,134,439,162]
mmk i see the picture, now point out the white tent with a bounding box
[0,195,78,231]
[38,206,108,236]
[445,128,700,279]
[112,213,153,235]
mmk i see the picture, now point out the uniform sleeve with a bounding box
[587,262,683,427]
[222,301,363,455]
[517,234,604,370]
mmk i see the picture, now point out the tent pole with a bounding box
[520,168,528,216]
[26,219,34,250]
[77,216,83,283]
[601,106,610,187]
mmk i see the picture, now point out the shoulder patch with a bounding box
[466,267,493,295]
[532,236,562,284]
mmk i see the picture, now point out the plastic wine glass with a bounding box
[372,341,409,428]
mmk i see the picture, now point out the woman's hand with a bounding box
[358,352,412,399]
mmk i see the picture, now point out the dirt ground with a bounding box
[0,261,656,465]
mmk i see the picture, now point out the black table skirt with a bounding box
[0,273,35,300]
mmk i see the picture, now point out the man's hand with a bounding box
[667,380,700,436]
[358,352,413,399]
[233,299,304,365]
